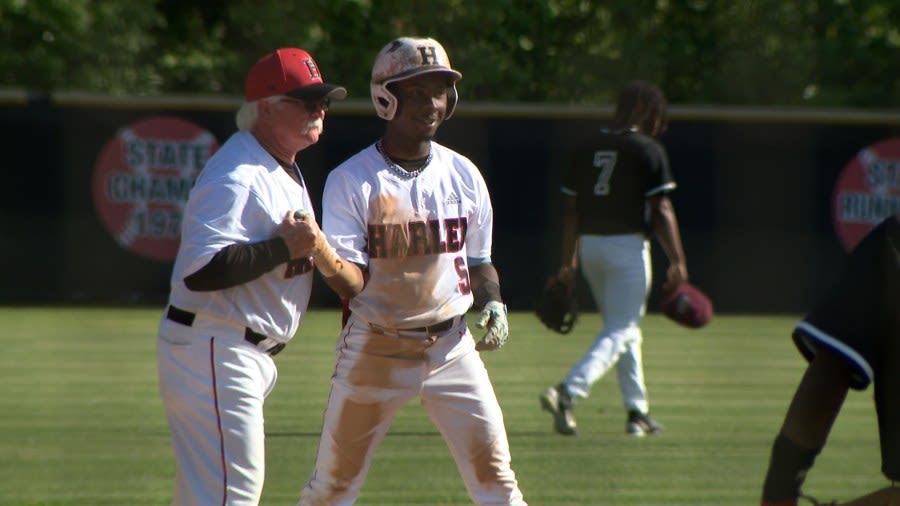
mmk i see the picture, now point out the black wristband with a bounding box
[761,433,821,502]
[473,281,502,309]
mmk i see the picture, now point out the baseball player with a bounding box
[540,80,688,436]
[156,48,345,505]
[761,213,900,506]
[296,37,527,505]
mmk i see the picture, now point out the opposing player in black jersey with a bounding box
[761,213,900,506]
[540,80,689,436]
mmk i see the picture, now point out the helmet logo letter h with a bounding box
[417,46,438,65]
[303,59,321,79]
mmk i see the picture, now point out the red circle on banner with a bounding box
[832,137,900,251]
[91,116,218,261]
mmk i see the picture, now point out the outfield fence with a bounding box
[1,90,898,311]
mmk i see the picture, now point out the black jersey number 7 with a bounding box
[592,151,617,196]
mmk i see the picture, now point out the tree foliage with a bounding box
[1,0,898,107]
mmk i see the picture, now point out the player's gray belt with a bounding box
[369,315,462,337]
[166,305,286,356]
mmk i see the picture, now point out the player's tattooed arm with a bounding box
[470,263,502,309]
[319,256,365,300]
[291,211,366,299]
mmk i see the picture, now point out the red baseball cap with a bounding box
[660,282,714,329]
[245,48,347,102]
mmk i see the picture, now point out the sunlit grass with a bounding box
[0,307,884,505]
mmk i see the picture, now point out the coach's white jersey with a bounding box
[167,131,315,341]
[323,141,493,328]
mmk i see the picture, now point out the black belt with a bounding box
[404,315,459,334]
[166,305,286,356]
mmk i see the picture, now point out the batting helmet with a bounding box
[371,37,462,121]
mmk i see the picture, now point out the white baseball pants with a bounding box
[564,233,652,414]
[298,316,526,506]
[157,315,278,506]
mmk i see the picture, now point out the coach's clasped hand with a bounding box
[291,210,345,278]
[475,301,508,351]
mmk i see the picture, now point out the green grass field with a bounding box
[0,307,886,505]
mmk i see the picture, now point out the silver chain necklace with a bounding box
[375,139,432,179]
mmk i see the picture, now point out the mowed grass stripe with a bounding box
[0,307,886,505]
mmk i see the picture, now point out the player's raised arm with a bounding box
[297,211,365,299]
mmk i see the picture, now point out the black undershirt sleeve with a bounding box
[183,238,291,291]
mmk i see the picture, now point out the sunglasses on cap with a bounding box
[279,96,331,113]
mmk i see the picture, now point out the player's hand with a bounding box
[475,301,508,351]
[663,261,688,291]
[277,210,321,259]
[557,264,576,284]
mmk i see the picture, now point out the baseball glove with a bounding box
[535,274,578,334]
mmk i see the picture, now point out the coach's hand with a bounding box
[277,210,321,259]
[475,301,508,351]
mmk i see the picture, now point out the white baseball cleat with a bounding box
[539,384,577,436]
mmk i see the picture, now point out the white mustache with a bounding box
[301,118,323,135]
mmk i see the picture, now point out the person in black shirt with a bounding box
[761,213,900,506]
[540,80,689,436]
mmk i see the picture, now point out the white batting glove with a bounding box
[475,301,508,351]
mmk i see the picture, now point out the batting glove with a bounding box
[475,301,508,351]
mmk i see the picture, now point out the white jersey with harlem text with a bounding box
[322,142,493,328]
[167,131,316,341]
